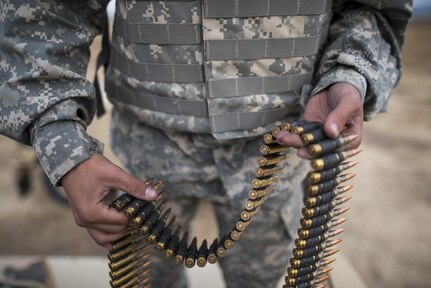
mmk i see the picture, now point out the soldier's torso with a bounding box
[106,0,332,140]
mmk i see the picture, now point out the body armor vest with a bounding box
[105,0,332,140]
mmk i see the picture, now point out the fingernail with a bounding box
[330,123,338,136]
[145,187,157,198]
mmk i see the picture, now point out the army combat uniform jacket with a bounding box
[0,0,412,185]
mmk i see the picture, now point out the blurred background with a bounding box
[0,2,430,288]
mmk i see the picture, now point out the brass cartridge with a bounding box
[249,185,273,200]
[252,176,279,189]
[207,238,219,264]
[185,237,198,268]
[174,232,188,265]
[258,154,289,167]
[255,165,283,177]
[155,216,176,253]
[197,239,208,268]
[311,149,362,171]
[260,144,289,155]
[244,196,267,211]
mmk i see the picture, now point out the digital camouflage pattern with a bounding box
[0,0,412,286]
[0,0,412,184]
[110,109,306,288]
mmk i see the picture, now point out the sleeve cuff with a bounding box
[32,121,104,185]
[300,66,367,107]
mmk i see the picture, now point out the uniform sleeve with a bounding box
[0,0,106,184]
[303,0,413,121]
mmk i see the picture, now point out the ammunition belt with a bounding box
[107,120,360,288]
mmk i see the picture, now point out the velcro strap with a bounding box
[115,16,201,44]
[208,73,313,98]
[106,81,208,117]
[210,106,301,133]
[204,0,330,18]
[206,37,320,60]
[111,49,204,83]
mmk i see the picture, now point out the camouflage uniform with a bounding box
[0,0,412,287]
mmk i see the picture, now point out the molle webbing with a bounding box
[107,121,360,288]
[208,73,313,98]
[203,0,331,18]
[205,37,321,61]
[114,15,201,45]
[107,80,302,132]
[111,49,204,83]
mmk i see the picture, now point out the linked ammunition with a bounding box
[284,275,329,288]
[252,176,279,189]
[197,239,208,267]
[110,268,138,287]
[255,166,283,177]
[207,238,219,264]
[287,258,335,278]
[298,218,346,239]
[110,276,137,288]
[244,196,267,211]
[281,122,292,132]
[260,144,289,155]
[305,185,353,207]
[301,208,349,228]
[271,127,281,137]
[230,229,242,241]
[295,229,344,249]
[155,217,176,252]
[110,259,150,279]
[164,225,181,259]
[240,206,261,221]
[290,249,339,268]
[185,237,198,268]
[216,235,228,257]
[307,135,358,156]
[306,175,355,196]
[146,208,171,244]
[258,154,289,167]
[263,133,276,144]
[174,232,188,265]
[131,202,156,227]
[235,219,251,232]
[249,186,273,200]
[112,234,135,252]
[311,149,362,171]
[109,249,148,271]
[291,121,322,135]
[112,194,134,211]
[302,196,351,218]
[109,244,137,262]
[293,239,341,259]
[307,161,358,184]
[300,129,326,145]
[139,200,167,236]
[284,266,332,286]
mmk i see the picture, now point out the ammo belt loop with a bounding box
[107,120,361,288]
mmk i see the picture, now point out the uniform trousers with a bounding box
[110,108,306,288]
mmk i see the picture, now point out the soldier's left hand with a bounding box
[276,82,364,159]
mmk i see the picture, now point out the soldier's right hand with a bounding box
[60,153,157,250]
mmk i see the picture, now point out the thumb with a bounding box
[324,87,362,139]
[107,165,157,200]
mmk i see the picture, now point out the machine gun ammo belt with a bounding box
[107,120,361,288]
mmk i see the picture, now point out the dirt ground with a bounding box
[0,22,430,288]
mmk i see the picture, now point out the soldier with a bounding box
[0,1,412,287]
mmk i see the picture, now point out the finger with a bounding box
[87,228,128,249]
[324,98,362,139]
[85,222,129,234]
[296,147,313,160]
[76,202,130,226]
[275,131,304,148]
[106,165,157,201]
